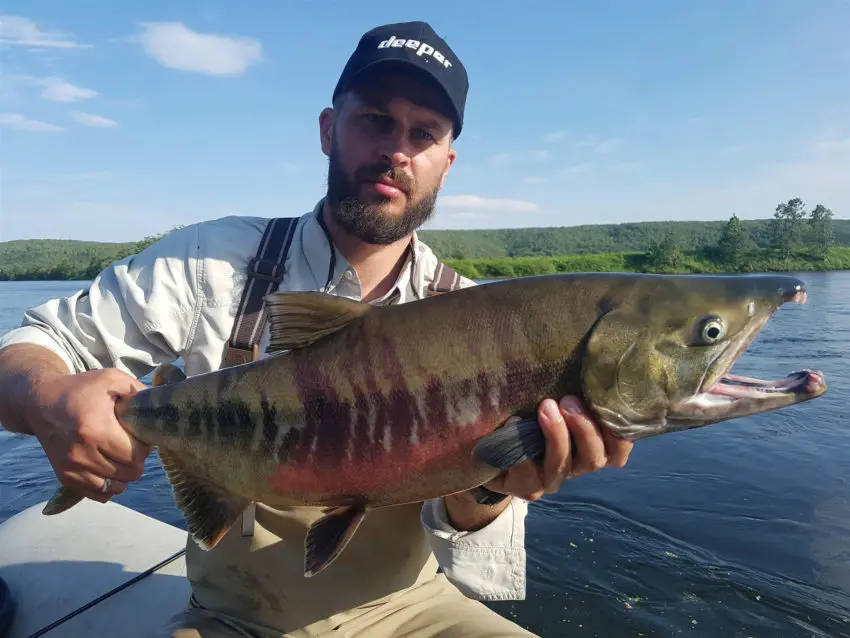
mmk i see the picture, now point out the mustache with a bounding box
[355,163,414,194]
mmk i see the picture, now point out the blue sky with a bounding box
[1,1,848,242]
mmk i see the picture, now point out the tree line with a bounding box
[643,198,835,272]
[0,199,840,281]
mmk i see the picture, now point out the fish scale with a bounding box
[39,272,827,578]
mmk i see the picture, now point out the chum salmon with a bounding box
[41,272,827,576]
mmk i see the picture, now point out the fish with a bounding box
[40,272,827,577]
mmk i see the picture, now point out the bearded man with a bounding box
[0,21,634,637]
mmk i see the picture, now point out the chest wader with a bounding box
[185,217,468,634]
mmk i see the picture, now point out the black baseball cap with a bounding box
[332,21,469,138]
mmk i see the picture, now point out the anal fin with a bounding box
[473,418,547,471]
[158,449,250,550]
[304,505,366,577]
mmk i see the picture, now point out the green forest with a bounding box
[0,197,842,281]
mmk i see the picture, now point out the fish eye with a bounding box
[699,317,726,344]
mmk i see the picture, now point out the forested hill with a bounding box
[417,218,850,259]
[0,207,846,280]
[5,218,850,269]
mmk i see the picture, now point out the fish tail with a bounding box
[42,364,185,517]
[42,485,84,515]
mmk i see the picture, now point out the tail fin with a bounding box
[42,485,84,515]
[42,363,185,517]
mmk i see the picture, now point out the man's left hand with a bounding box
[484,395,634,502]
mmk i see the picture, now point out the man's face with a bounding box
[320,70,457,245]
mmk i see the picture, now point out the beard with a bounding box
[325,139,439,245]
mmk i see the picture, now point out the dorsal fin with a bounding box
[264,291,373,353]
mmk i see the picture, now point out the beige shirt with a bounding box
[0,200,529,630]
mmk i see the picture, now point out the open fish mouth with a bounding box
[706,369,827,400]
[677,286,826,418]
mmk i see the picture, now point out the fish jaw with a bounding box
[675,368,827,423]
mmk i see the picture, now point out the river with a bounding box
[0,274,848,637]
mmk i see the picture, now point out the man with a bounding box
[0,21,633,637]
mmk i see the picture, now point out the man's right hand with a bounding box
[27,368,151,504]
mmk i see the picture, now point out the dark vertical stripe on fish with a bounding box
[186,399,203,438]
[259,396,278,455]
[214,399,256,442]
[375,333,416,452]
[277,426,301,463]
[292,352,349,465]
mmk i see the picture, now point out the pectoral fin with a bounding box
[473,418,547,471]
[470,485,510,506]
[158,449,250,550]
[152,363,187,386]
[304,505,366,577]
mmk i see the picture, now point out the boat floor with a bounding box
[0,498,190,637]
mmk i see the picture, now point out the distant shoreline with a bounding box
[1,247,848,282]
[0,213,845,281]
[444,248,850,279]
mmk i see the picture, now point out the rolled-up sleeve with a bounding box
[0,224,203,378]
[420,495,528,601]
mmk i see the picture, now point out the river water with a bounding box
[0,274,848,637]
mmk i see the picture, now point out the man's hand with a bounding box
[485,395,633,502]
[444,394,634,531]
[27,368,151,505]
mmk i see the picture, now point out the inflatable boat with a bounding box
[0,498,190,637]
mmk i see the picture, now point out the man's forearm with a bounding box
[0,344,69,435]
[443,490,512,531]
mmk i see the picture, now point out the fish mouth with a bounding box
[676,286,826,422]
[705,369,826,401]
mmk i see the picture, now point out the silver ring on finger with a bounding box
[101,477,112,493]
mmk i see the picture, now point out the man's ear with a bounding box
[439,146,458,189]
[319,107,334,156]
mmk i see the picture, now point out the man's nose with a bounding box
[376,129,413,166]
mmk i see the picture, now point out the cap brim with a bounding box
[337,58,462,137]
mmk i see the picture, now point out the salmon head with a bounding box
[578,273,826,440]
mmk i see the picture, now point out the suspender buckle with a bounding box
[247,257,284,283]
[222,342,259,368]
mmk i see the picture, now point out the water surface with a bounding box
[0,274,848,637]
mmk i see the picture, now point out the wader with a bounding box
[159,218,536,637]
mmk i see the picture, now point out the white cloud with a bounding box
[14,76,99,102]
[10,75,99,104]
[541,130,623,154]
[720,142,759,154]
[70,112,118,128]
[0,113,63,132]
[0,16,89,49]
[542,130,567,143]
[439,195,538,212]
[136,22,262,76]
[41,78,98,102]
[559,163,592,175]
[489,149,550,166]
[811,136,850,156]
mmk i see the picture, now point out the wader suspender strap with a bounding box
[222,217,299,369]
[426,261,463,296]
[220,217,298,537]
[226,218,463,537]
